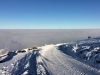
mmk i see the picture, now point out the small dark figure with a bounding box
[88,36,91,39]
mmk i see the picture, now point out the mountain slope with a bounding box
[0,37,100,75]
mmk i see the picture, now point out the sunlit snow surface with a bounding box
[0,37,100,75]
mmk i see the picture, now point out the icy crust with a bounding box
[58,37,100,69]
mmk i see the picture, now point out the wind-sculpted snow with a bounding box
[58,37,100,69]
[0,49,39,75]
[11,51,37,75]
[0,37,100,75]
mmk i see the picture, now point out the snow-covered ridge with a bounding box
[57,37,100,69]
[0,37,100,75]
[0,47,38,75]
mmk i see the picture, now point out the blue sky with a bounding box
[0,0,100,29]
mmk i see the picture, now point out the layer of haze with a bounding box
[0,29,100,51]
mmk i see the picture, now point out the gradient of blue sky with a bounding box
[0,0,100,29]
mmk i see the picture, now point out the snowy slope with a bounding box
[0,37,100,75]
[0,49,38,75]
[59,37,100,69]
[37,44,100,75]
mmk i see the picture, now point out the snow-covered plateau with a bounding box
[0,37,100,75]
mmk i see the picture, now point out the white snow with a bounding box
[22,70,28,75]
[73,44,79,52]
[38,44,100,75]
[0,37,100,75]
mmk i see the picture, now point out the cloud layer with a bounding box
[0,29,100,51]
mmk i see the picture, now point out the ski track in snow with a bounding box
[0,38,100,75]
[40,45,100,75]
[11,52,37,75]
[0,51,37,75]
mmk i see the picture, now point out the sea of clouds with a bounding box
[0,29,100,51]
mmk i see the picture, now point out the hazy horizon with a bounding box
[0,29,100,51]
